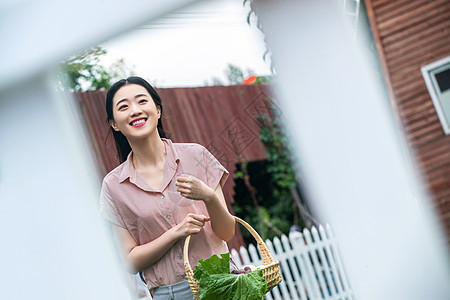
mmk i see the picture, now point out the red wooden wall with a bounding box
[366,0,450,239]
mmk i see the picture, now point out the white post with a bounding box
[254,0,450,299]
[0,75,129,299]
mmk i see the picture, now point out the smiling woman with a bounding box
[100,76,237,299]
[106,77,167,163]
[110,85,161,146]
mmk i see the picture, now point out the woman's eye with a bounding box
[139,99,148,104]
[118,105,128,110]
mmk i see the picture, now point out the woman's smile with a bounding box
[130,117,147,127]
[111,84,161,139]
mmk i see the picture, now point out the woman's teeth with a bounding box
[132,119,145,126]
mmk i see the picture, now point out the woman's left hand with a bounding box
[175,174,214,202]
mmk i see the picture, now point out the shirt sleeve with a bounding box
[202,146,229,190]
[99,180,126,228]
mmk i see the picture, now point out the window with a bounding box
[421,55,450,135]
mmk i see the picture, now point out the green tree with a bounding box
[205,64,257,86]
[209,76,225,86]
[58,46,135,91]
[257,101,316,229]
[232,98,316,244]
[224,64,244,85]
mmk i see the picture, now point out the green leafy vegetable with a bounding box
[193,253,267,300]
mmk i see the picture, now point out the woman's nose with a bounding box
[130,104,143,116]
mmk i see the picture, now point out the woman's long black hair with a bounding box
[106,76,167,163]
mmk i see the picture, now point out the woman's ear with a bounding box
[109,120,120,132]
[157,107,161,119]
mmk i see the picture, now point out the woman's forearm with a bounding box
[175,175,235,241]
[203,190,235,242]
[126,227,181,273]
[118,213,210,274]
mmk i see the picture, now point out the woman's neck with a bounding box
[129,133,166,169]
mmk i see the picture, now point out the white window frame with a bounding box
[421,55,450,135]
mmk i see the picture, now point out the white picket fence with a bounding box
[230,225,355,300]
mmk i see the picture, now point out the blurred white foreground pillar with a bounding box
[0,76,130,299]
[0,0,197,299]
[254,0,450,299]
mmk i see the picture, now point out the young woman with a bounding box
[99,76,236,299]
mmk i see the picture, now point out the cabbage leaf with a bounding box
[193,253,267,300]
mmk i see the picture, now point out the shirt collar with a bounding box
[163,138,180,169]
[119,152,134,183]
[118,138,179,184]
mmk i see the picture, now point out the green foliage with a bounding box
[206,64,257,86]
[224,64,245,85]
[234,170,244,180]
[194,253,231,280]
[58,46,135,91]
[253,75,275,85]
[232,98,303,244]
[232,160,299,243]
[193,253,267,300]
[210,76,225,86]
[258,111,298,189]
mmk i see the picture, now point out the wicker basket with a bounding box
[183,216,282,299]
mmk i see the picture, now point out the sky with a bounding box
[99,0,273,88]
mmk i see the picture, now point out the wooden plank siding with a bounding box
[365,0,450,240]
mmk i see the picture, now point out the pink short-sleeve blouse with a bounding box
[99,138,230,291]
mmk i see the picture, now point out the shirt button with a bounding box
[166,215,171,219]
[179,255,182,260]
[160,194,164,199]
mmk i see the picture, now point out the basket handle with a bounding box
[183,216,276,277]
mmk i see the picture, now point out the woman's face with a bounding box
[110,84,161,140]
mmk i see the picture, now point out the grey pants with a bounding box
[152,280,193,300]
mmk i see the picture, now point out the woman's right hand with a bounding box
[174,213,210,238]
[113,213,211,273]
